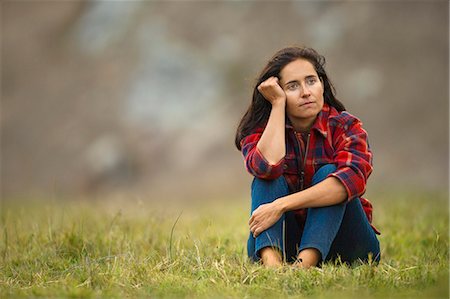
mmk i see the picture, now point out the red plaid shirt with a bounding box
[240,103,380,235]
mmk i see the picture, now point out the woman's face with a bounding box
[279,59,324,129]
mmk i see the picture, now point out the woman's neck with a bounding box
[289,116,316,133]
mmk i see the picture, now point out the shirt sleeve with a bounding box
[240,129,285,180]
[328,116,373,201]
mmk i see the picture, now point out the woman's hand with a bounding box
[249,201,284,238]
[257,77,286,106]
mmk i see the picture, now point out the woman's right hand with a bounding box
[257,76,286,106]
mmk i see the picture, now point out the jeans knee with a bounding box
[251,176,290,208]
[251,176,289,195]
[312,164,337,185]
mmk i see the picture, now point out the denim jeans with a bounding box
[247,164,380,264]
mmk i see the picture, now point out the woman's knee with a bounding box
[251,175,290,204]
[312,164,337,185]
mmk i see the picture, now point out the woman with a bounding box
[235,46,380,268]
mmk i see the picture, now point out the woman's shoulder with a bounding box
[239,124,266,147]
[246,124,266,135]
[328,107,363,129]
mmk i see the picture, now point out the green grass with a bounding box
[1,191,448,298]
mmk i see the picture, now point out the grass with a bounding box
[0,190,448,298]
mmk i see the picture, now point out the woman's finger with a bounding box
[249,207,261,224]
[248,214,255,225]
[250,225,256,235]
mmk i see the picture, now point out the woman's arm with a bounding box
[255,77,287,165]
[249,177,346,237]
[329,115,373,201]
[277,177,347,211]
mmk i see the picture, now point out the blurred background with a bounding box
[1,1,448,202]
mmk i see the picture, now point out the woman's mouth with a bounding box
[300,101,314,107]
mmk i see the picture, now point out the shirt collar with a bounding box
[285,103,330,138]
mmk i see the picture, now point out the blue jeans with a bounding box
[247,164,380,264]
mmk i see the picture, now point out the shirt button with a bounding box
[283,164,288,169]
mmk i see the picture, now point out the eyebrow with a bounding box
[283,75,317,86]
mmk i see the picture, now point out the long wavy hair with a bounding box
[234,46,346,150]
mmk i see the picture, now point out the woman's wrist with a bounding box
[274,196,290,213]
[271,99,286,108]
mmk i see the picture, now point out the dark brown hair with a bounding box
[234,46,345,150]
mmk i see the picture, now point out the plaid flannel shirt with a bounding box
[240,103,380,235]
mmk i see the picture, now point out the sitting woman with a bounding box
[235,46,381,268]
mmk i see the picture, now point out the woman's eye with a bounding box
[287,83,299,90]
[306,78,317,85]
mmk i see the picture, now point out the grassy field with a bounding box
[1,190,448,298]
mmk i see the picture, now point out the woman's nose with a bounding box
[300,84,311,97]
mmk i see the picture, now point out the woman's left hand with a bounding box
[249,201,283,238]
